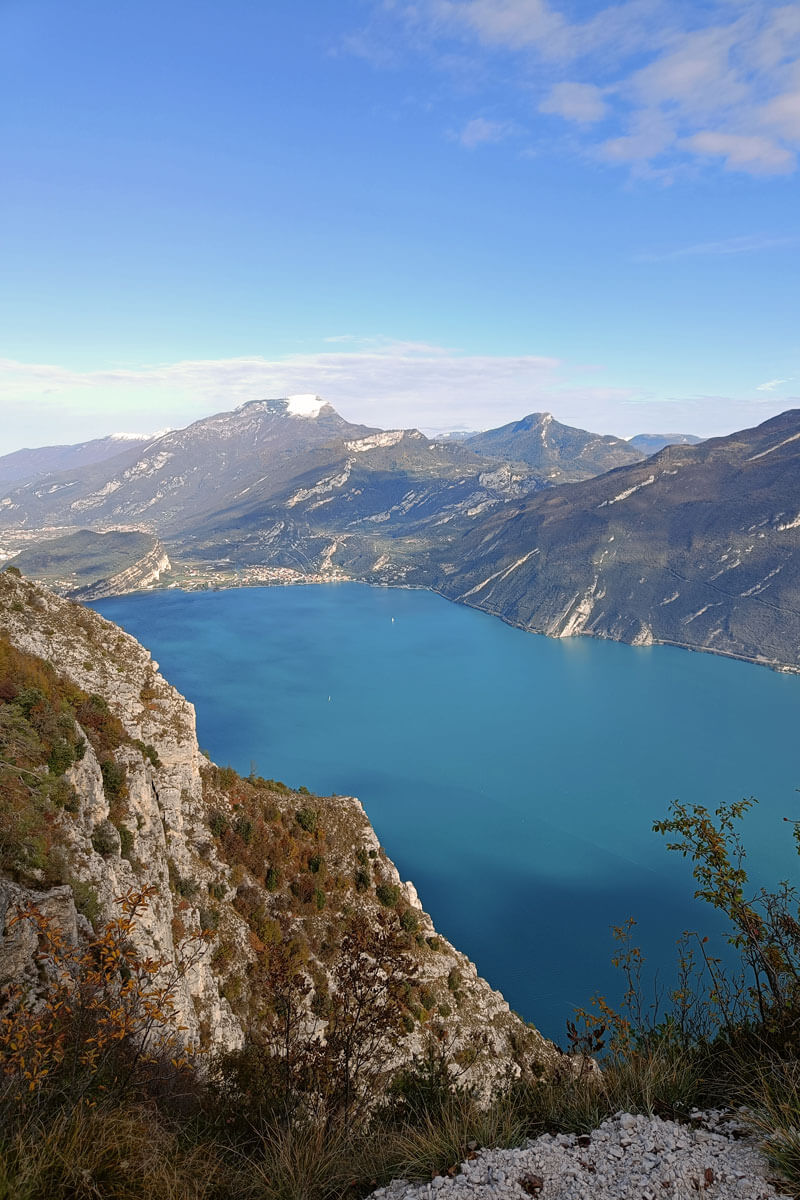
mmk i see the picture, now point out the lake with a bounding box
[94,583,800,1041]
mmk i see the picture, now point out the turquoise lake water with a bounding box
[94,584,800,1041]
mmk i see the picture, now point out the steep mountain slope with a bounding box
[0,398,539,584]
[0,402,646,578]
[0,569,554,1089]
[435,410,800,670]
[175,429,534,583]
[629,433,703,454]
[0,398,379,532]
[6,529,171,598]
[3,401,799,669]
[0,434,153,487]
[464,413,644,482]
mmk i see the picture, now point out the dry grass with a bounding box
[228,1120,369,1200]
[737,1056,800,1197]
[1,1038,798,1200]
[378,1092,527,1183]
[0,1101,219,1200]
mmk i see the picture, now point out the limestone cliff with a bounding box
[0,569,555,1091]
[72,540,171,599]
[4,529,171,600]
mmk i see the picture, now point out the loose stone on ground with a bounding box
[368,1111,792,1200]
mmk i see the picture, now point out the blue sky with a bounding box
[1,0,798,451]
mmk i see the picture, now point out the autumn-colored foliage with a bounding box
[0,886,208,1106]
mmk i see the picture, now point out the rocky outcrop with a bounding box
[72,541,171,599]
[0,569,556,1089]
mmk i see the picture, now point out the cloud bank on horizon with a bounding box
[1,347,796,455]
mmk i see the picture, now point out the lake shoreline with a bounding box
[93,582,800,1039]
[97,569,800,676]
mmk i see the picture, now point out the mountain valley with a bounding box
[1,398,798,670]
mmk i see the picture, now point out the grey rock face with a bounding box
[0,570,554,1089]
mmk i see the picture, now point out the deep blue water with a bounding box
[94,584,800,1041]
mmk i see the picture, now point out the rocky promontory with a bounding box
[0,568,555,1092]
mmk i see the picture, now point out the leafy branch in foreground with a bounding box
[0,885,209,1107]
[654,798,800,1037]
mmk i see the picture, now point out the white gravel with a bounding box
[368,1110,793,1200]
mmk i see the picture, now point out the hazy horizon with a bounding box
[1,391,797,460]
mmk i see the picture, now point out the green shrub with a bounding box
[47,776,79,813]
[71,880,101,926]
[100,758,127,803]
[400,909,419,933]
[208,811,228,838]
[47,737,77,775]
[376,882,400,908]
[215,765,237,788]
[91,820,119,857]
[116,823,135,861]
[133,739,161,768]
[295,807,318,834]
[265,866,280,892]
[419,985,436,1011]
[233,815,254,845]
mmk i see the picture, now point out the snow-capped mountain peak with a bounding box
[286,394,327,418]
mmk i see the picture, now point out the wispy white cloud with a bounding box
[358,0,800,177]
[760,88,800,139]
[0,346,564,452]
[455,116,514,146]
[539,81,608,123]
[757,377,792,391]
[635,232,800,261]
[680,129,795,174]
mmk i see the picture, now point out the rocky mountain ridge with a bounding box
[0,400,642,561]
[463,412,644,482]
[0,433,155,488]
[2,401,799,670]
[0,569,554,1090]
[434,409,800,671]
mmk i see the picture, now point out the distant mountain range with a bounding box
[0,433,153,487]
[434,410,800,670]
[628,433,703,454]
[0,399,529,536]
[1,398,797,670]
